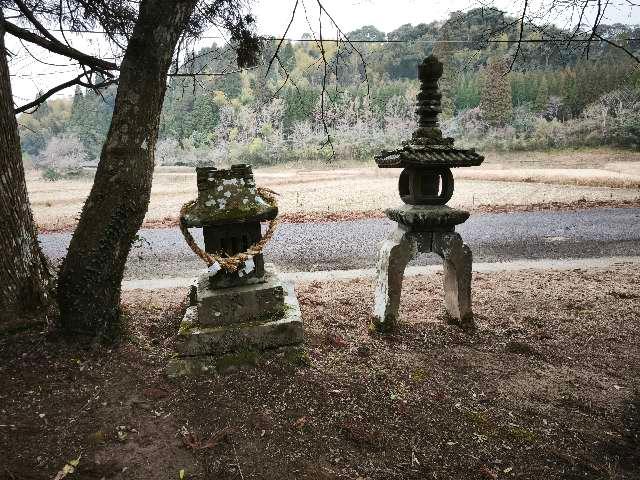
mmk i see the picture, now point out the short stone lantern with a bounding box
[372,55,484,332]
[169,164,303,374]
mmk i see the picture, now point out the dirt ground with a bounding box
[26,149,640,231]
[1,265,639,479]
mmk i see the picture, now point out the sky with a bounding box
[7,0,640,104]
[252,0,638,38]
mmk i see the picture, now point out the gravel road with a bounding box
[39,207,640,280]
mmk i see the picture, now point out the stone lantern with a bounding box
[169,164,303,374]
[372,56,484,332]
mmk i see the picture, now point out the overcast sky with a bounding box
[253,0,638,38]
[7,0,640,104]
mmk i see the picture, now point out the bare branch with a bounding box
[315,0,369,96]
[593,32,640,63]
[13,0,60,44]
[168,67,255,77]
[14,71,117,114]
[317,5,334,158]
[508,0,528,71]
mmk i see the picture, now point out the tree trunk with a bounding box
[58,0,196,334]
[0,10,51,326]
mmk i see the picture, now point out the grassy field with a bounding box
[27,149,640,231]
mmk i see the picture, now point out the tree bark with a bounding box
[0,9,51,326]
[58,0,196,334]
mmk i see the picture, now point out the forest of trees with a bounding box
[18,8,640,176]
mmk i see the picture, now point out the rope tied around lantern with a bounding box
[179,187,280,273]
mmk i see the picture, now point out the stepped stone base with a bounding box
[168,268,304,377]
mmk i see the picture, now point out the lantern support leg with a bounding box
[372,226,416,333]
[433,232,473,327]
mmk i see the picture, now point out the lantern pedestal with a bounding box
[372,206,473,333]
[177,265,303,356]
[168,265,303,377]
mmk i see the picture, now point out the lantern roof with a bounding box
[181,164,277,228]
[375,55,484,169]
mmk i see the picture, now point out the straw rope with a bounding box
[179,187,279,272]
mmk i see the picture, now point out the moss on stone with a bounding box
[182,192,277,227]
[369,315,396,334]
[215,350,259,372]
[283,347,311,367]
[255,304,289,325]
[178,318,196,335]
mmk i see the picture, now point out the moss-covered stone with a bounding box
[283,346,311,367]
[215,349,259,372]
[385,204,469,229]
[182,165,277,227]
[174,281,303,357]
[166,345,309,377]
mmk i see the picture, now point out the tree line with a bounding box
[19,8,640,173]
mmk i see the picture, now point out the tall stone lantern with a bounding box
[372,56,484,332]
[169,164,303,375]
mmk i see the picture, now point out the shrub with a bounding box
[42,166,63,181]
[529,118,567,149]
[511,104,538,135]
[37,134,87,179]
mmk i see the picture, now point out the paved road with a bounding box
[40,208,640,280]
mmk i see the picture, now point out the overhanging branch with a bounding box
[4,20,119,73]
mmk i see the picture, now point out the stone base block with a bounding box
[176,282,303,357]
[192,268,285,327]
[166,345,309,378]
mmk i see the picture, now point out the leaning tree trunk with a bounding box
[58,0,196,334]
[0,10,51,326]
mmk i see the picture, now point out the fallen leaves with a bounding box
[181,426,233,450]
[116,425,128,443]
[340,421,380,447]
[293,416,308,430]
[142,387,169,400]
[478,464,498,480]
[53,456,81,480]
[325,333,348,348]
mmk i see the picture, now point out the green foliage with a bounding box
[448,87,640,151]
[42,166,63,181]
[41,166,85,181]
[19,97,72,156]
[348,25,386,41]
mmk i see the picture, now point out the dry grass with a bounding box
[27,149,640,231]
